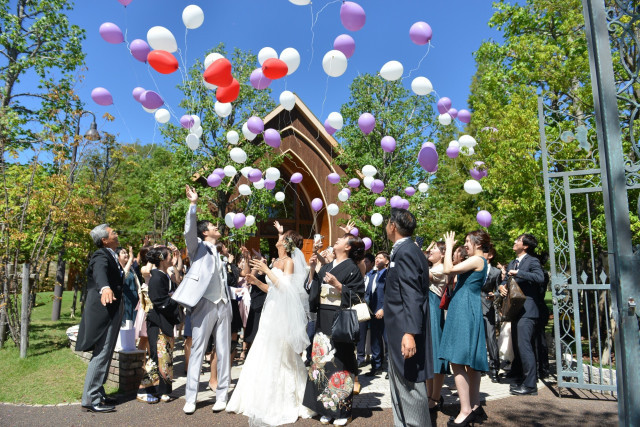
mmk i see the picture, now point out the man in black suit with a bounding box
[481,247,502,382]
[499,234,545,396]
[357,253,375,368]
[76,224,124,413]
[364,251,389,377]
[384,208,432,426]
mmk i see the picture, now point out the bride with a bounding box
[226,228,313,426]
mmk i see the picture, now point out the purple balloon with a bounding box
[213,168,225,178]
[249,68,272,90]
[328,173,341,184]
[340,1,366,31]
[422,141,436,150]
[334,34,356,59]
[324,119,337,136]
[342,188,352,196]
[358,113,376,135]
[247,116,264,134]
[91,87,113,106]
[447,108,459,119]
[458,109,471,124]
[99,22,124,44]
[248,168,262,183]
[290,172,303,183]
[140,90,163,109]
[263,128,281,148]
[390,195,402,208]
[436,97,452,114]
[418,145,438,173]
[117,0,133,5]
[405,186,416,196]
[264,179,276,190]
[180,115,195,129]
[469,168,484,180]
[375,197,387,207]
[380,136,396,152]
[348,178,361,188]
[132,87,145,102]
[130,39,150,63]
[233,213,246,229]
[400,199,410,209]
[370,179,385,194]
[311,198,323,212]
[350,227,359,237]
[409,21,433,45]
[207,173,222,187]
[446,146,460,159]
[362,237,372,251]
[476,210,492,228]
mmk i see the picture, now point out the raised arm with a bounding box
[184,185,199,257]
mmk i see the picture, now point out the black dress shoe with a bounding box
[510,385,538,396]
[101,396,117,405]
[447,412,475,426]
[365,369,381,377]
[82,403,116,413]
[539,369,550,379]
[509,383,521,391]
[472,406,488,421]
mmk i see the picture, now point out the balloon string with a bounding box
[307,4,315,71]
[320,70,330,120]
[113,103,135,143]
[307,0,341,71]
[146,65,180,122]
[403,42,432,81]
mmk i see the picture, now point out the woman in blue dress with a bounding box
[440,230,491,426]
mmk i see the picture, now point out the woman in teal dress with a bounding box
[439,230,491,427]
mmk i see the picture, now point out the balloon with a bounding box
[358,113,376,134]
[154,108,170,124]
[350,227,359,236]
[371,213,383,227]
[362,164,377,177]
[371,179,385,194]
[140,90,163,109]
[390,196,402,208]
[247,116,264,134]
[204,58,233,88]
[418,183,429,193]
[375,197,386,207]
[405,186,416,196]
[265,167,280,181]
[340,1,366,31]
[458,109,471,124]
[380,136,396,152]
[449,140,460,148]
[182,5,204,29]
[148,50,178,74]
[464,180,483,194]
[328,173,340,184]
[130,39,151,62]
[262,58,288,80]
[117,0,133,5]
[411,76,433,96]
[290,172,303,183]
[400,199,410,209]
[263,128,281,148]
[132,87,145,102]
[436,97,452,114]
[245,215,256,227]
[223,165,237,177]
[203,79,217,90]
[380,60,404,81]
[422,141,436,149]
[214,101,232,118]
[190,115,201,128]
[362,237,372,250]
[470,161,488,180]
[409,21,433,45]
[333,34,356,58]
[289,0,311,4]
[258,47,278,66]
[186,134,199,150]
[213,168,225,178]
[327,203,339,216]
[275,191,285,202]
[311,198,323,212]
[99,22,124,44]
[142,106,158,113]
[253,178,265,189]
[241,166,252,177]
[348,178,360,188]
[225,212,236,228]
[248,168,262,183]
[461,146,475,156]
[264,180,276,190]
[227,148,246,165]
[207,173,222,187]
[204,52,224,69]
[338,190,349,202]
[343,188,352,197]
[180,115,195,129]
[322,50,348,77]
[438,113,452,126]
[327,112,344,130]
[233,213,246,229]
[448,108,459,119]
[249,68,272,90]
[418,145,438,173]
[91,87,113,106]
[279,48,300,75]
[242,123,257,141]
[477,210,492,227]
[226,131,239,145]
[147,26,177,53]
[280,91,296,111]
[192,126,203,138]
[216,78,240,103]
[362,176,373,189]
[458,134,477,148]
[324,119,337,135]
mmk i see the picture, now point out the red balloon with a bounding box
[147,50,179,74]
[204,58,233,87]
[216,78,240,103]
[262,58,288,80]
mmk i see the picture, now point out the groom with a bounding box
[172,185,232,414]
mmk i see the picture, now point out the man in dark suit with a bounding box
[364,251,389,376]
[481,247,502,382]
[499,234,545,396]
[384,208,432,426]
[76,224,124,413]
[357,253,375,368]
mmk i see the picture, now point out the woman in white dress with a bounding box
[226,229,313,426]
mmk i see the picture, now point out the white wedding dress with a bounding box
[226,248,314,426]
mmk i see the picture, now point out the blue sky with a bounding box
[66,0,503,144]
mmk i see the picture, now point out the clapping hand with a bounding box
[186,185,198,204]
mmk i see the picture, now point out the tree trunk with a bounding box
[20,263,29,358]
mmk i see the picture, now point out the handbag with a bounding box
[500,276,526,321]
[331,288,361,343]
[439,286,453,310]
[353,293,371,323]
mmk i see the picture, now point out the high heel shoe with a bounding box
[472,406,488,422]
[447,412,476,427]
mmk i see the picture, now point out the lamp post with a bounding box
[51,111,100,321]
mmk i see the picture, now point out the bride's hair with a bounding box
[282,230,303,256]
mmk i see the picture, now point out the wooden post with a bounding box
[20,263,29,359]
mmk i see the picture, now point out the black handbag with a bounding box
[331,307,359,343]
[500,276,526,321]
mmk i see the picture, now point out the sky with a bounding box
[65,0,503,145]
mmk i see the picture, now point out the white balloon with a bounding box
[154,108,170,124]
[202,78,217,90]
[229,147,247,163]
[338,190,349,202]
[245,215,256,227]
[182,5,204,29]
[289,0,311,4]
[279,47,300,75]
[275,191,285,202]
[438,113,452,126]
[241,166,252,177]
[225,212,236,228]
[411,77,433,96]
[279,91,296,111]
[458,134,477,148]
[362,164,377,177]
[363,176,374,189]
[227,130,240,145]
[265,167,280,181]
[192,126,203,138]
[461,146,475,156]
[380,60,404,81]
[215,102,232,118]
[322,50,348,77]
[204,53,224,69]
[223,165,236,177]
[190,115,201,128]
[253,178,265,189]
[327,203,339,216]
[464,179,482,194]
[142,106,158,113]
[258,47,278,66]
[186,134,199,150]
[418,183,429,193]
[238,184,252,196]
[147,26,177,53]
[242,122,257,141]
[371,213,384,227]
[327,112,343,130]
[449,140,460,148]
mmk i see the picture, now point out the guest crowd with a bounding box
[76,185,550,427]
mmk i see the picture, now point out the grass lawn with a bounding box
[0,291,117,404]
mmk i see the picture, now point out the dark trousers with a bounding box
[305,319,316,363]
[512,316,537,388]
[535,309,550,374]
[356,320,370,365]
[483,307,499,371]
[370,317,385,370]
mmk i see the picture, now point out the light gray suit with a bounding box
[173,205,231,405]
